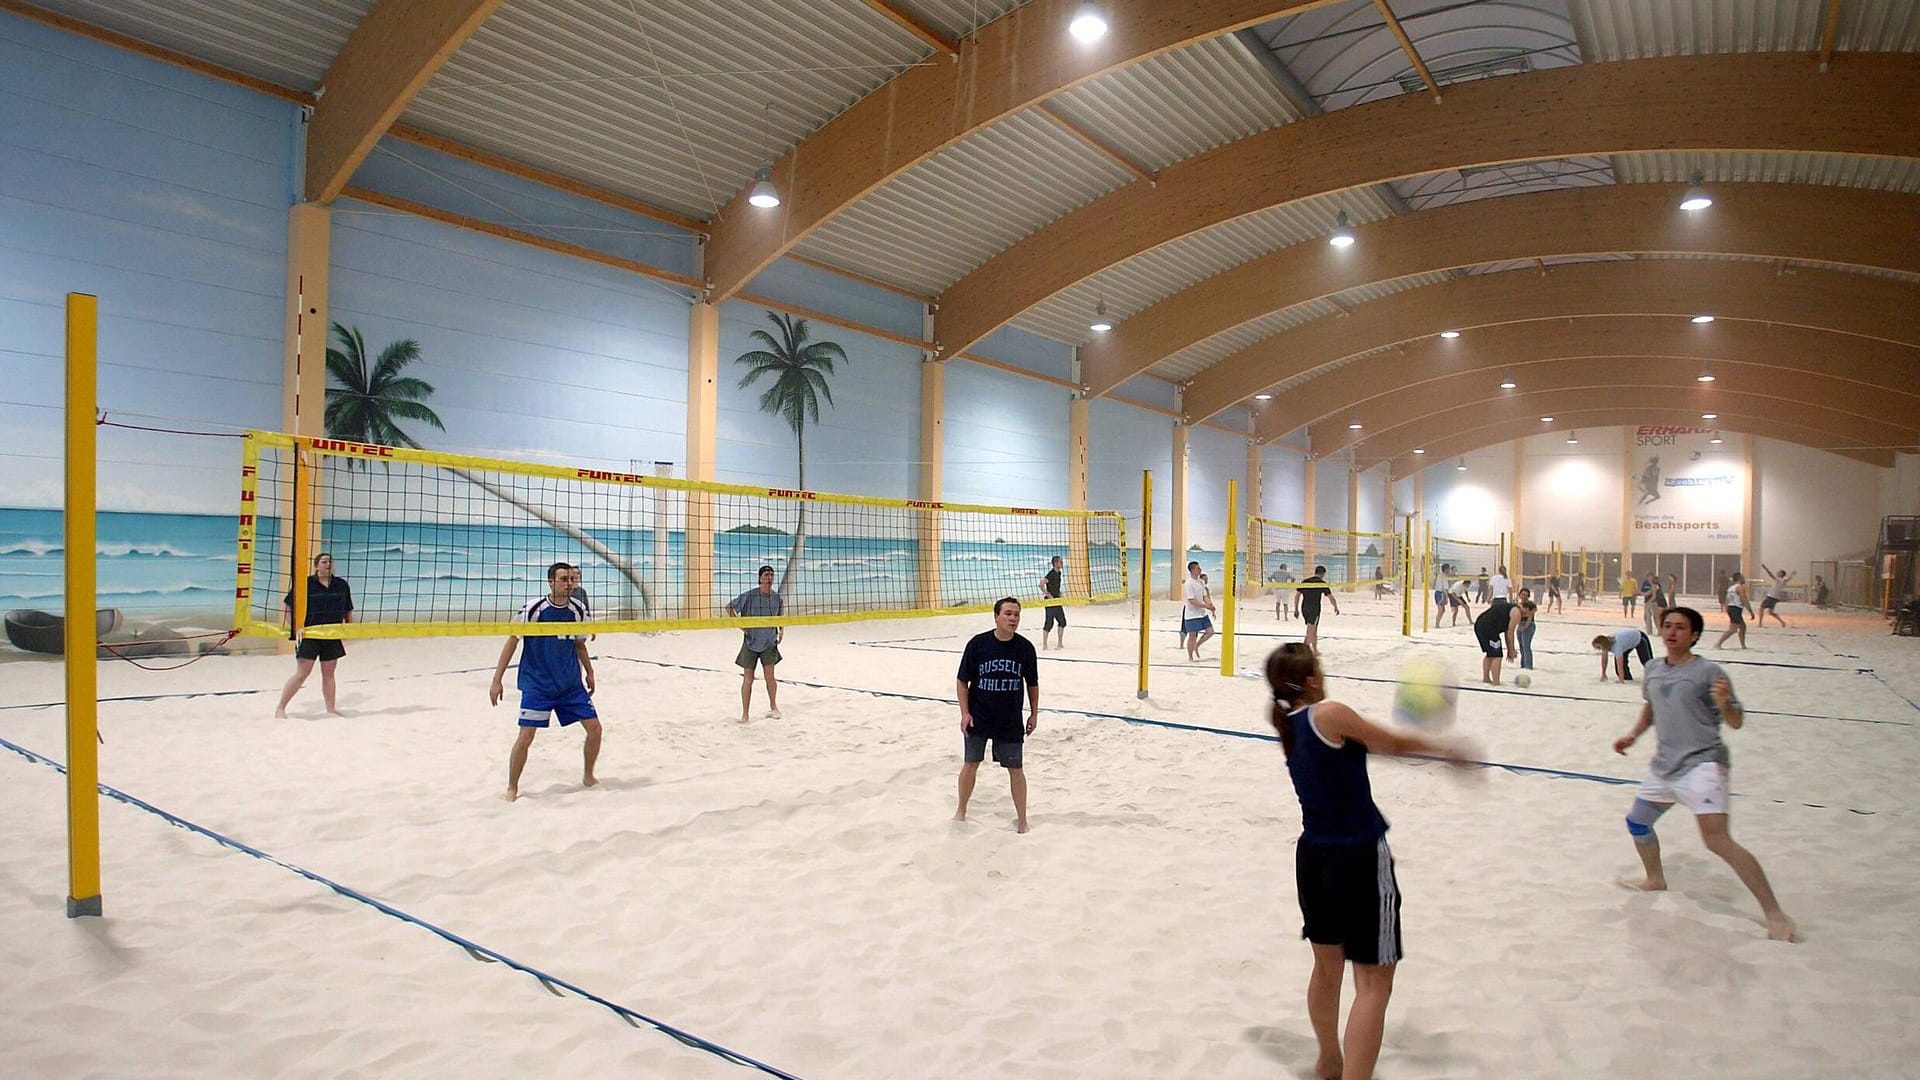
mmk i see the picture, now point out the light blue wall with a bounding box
[0,11,297,514]
[943,359,1070,508]
[1260,444,1306,522]
[1089,397,1173,536]
[1186,424,1248,550]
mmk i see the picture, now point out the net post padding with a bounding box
[236,431,1125,640]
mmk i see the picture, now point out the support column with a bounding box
[1244,441,1263,597]
[684,302,719,617]
[1741,433,1757,574]
[916,357,945,608]
[282,204,331,648]
[1346,463,1359,586]
[1168,420,1190,600]
[1302,454,1317,575]
[1513,439,1526,576]
[1067,391,1091,596]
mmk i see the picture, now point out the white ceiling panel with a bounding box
[1569,0,1920,60]
[24,0,367,91]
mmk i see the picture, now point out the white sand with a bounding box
[4,595,1919,1078]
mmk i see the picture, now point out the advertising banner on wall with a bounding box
[1629,426,1744,554]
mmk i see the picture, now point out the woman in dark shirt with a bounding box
[275,552,353,718]
[1267,643,1468,1080]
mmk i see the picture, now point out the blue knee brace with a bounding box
[1625,798,1668,844]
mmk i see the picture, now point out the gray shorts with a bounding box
[963,731,1023,769]
[736,642,782,670]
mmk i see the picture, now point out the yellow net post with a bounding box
[1137,470,1152,701]
[1422,520,1432,633]
[290,447,311,632]
[1220,479,1237,678]
[1401,517,1414,637]
[64,292,102,919]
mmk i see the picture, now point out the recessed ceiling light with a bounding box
[1068,2,1107,42]
[1540,416,1554,422]
[1499,378,1517,390]
[1691,314,1716,324]
[1440,330,1460,339]
[1348,422,1363,430]
[1254,393,1272,401]
[1697,372,1716,383]
[1709,436,1724,444]
[1701,412,1718,420]
[1412,448,1426,455]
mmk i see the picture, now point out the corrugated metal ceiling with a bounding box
[1611,151,1920,191]
[891,0,1032,42]
[23,0,367,91]
[1569,0,1920,59]
[405,0,934,220]
[794,109,1138,296]
[1045,34,1307,171]
[1013,187,1399,345]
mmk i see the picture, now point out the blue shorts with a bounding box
[1182,615,1212,634]
[519,688,597,728]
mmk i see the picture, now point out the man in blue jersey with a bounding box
[727,565,784,723]
[954,598,1040,833]
[1613,606,1796,941]
[489,561,601,802]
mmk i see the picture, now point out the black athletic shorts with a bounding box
[1044,605,1066,630]
[296,636,346,662]
[1478,633,1504,657]
[1727,605,1746,625]
[1760,596,1778,611]
[1297,836,1402,965]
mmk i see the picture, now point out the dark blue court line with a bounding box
[597,655,1882,815]
[0,665,503,713]
[0,734,808,1080]
[848,642,1910,728]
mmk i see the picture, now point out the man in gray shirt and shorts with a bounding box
[1612,606,1796,941]
[728,565,784,723]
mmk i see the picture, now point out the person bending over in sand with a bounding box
[1473,596,1520,685]
[954,598,1039,833]
[1593,627,1652,682]
[1267,642,1473,1080]
[489,561,601,802]
[1612,607,1796,942]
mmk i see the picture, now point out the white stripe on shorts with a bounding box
[1376,837,1398,964]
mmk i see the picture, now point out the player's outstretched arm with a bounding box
[1314,701,1468,761]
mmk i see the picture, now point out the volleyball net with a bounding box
[1246,517,1400,593]
[1427,534,1501,592]
[234,431,1126,639]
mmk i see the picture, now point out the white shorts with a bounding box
[1637,761,1730,815]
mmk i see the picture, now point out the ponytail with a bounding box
[1264,644,1319,759]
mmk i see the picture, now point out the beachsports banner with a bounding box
[1628,426,1744,554]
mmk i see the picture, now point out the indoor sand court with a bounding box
[5,593,1918,1078]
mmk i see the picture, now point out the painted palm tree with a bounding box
[735,312,849,595]
[324,323,652,612]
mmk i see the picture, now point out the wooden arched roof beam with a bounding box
[305,0,508,203]
[1311,364,1920,460]
[1080,183,1920,398]
[1180,259,1919,431]
[1366,404,1900,473]
[1263,320,1920,441]
[700,0,1343,301]
[933,52,1920,361]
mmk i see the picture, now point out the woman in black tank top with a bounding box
[1266,644,1472,1080]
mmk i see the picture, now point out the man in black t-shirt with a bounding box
[1293,565,1340,653]
[954,598,1040,833]
[1474,597,1520,686]
[1040,555,1066,650]
[275,552,354,718]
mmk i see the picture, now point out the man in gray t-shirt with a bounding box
[1612,606,1796,941]
[727,565,784,723]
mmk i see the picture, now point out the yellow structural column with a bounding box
[1136,470,1153,701]
[1244,440,1263,598]
[916,357,945,609]
[685,302,719,617]
[1219,479,1237,677]
[1741,433,1757,574]
[1346,463,1359,587]
[283,204,331,634]
[1066,393,1091,597]
[1168,421,1189,600]
[65,293,102,918]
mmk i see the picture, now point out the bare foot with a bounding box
[951,810,967,823]
[503,787,519,803]
[1616,876,1667,892]
[768,708,781,719]
[1766,912,1799,942]
[582,774,598,789]
[327,709,344,717]
[1315,1053,1343,1079]
[273,709,287,719]
[738,714,752,724]
[1016,820,1030,834]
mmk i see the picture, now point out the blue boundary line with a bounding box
[848,641,1910,728]
[0,735,807,1080]
[596,655,1881,815]
[0,665,503,713]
